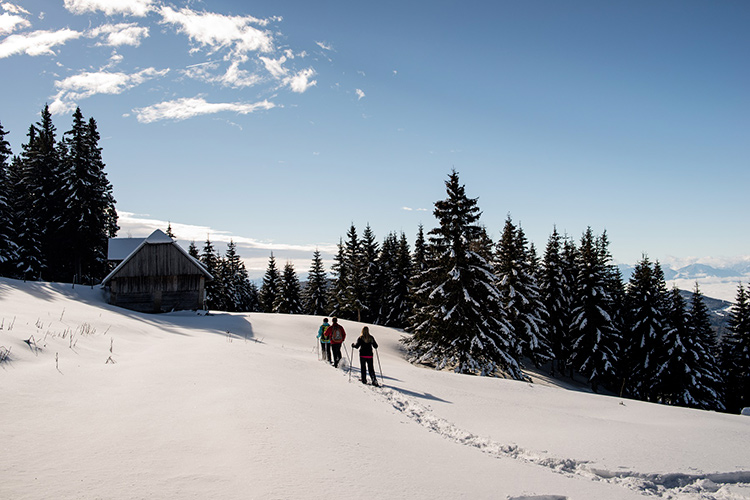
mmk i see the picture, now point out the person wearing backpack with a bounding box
[327,317,346,368]
[352,326,379,386]
[317,318,331,363]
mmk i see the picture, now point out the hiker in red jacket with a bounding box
[327,317,346,368]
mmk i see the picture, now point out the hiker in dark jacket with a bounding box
[327,317,346,368]
[352,326,379,386]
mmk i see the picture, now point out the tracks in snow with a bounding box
[364,382,750,500]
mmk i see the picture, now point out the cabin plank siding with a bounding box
[103,231,211,313]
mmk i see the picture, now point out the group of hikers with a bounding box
[316,317,380,387]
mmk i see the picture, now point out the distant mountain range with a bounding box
[618,262,750,283]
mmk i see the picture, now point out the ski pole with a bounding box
[375,348,383,386]
[348,344,354,382]
[343,343,353,374]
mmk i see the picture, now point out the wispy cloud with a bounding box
[0,28,81,58]
[315,41,333,51]
[159,6,275,60]
[50,67,169,114]
[64,0,154,17]
[89,23,149,47]
[0,11,30,35]
[133,96,275,123]
[356,88,365,100]
[402,206,430,212]
[2,3,30,15]
[286,68,316,93]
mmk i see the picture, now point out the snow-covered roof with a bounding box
[107,237,144,261]
[101,229,212,285]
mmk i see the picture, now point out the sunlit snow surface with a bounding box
[1,277,748,500]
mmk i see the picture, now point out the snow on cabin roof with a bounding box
[101,229,213,285]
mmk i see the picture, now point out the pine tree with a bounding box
[223,240,255,312]
[201,237,225,310]
[541,227,572,376]
[275,261,303,314]
[259,253,281,313]
[0,120,17,276]
[383,232,413,328]
[188,241,199,259]
[165,223,176,239]
[569,228,620,393]
[721,283,750,413]
[405,170,523,378]
[342,224,365,321]
[327,239,346,317]
[360,224,381,323]
[494,216,551,367]
[12,133,44,280]
[304,249,328,316]
[686,284,725,410]
[622,256,669,401]
[655,286,701,406]
[58,109,118,282]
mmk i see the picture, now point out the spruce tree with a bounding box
[304,249,329,316]
[201,237,225,310]
[721,283,750,413]
[360,224,381,323]
[275,261,303,314]
[686,284,725,410]
[541,227,572,376]
[327,239,347,318]
[569,228,620,393]
[259,253,281,313]
[389,232,414,328]
[12,140,44,280]
[656,286,700,406]
[622,256,669,401]
[0,120,16,276]
[343,224,365,321]
[59,109,118,282]
[223,240,254,312]
[406,170,523,378]
[494,216,551,367]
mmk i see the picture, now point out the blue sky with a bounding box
[1,0,748,277]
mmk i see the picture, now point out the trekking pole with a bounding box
[348,345,354,382]
[343,344,353,375]
[375,348,383,386]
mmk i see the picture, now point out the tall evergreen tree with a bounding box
[360,224,381,323]
[223,240,255,312]
[721,283,750,413]
[58,109,118,282]
[541,227,572,376]
[495,217,551,367]
[259,253,281,313]
[622,256,669,401]
[342,224,366,321]
[327,239,347,318]
[304,249,329,316]
[406,170,523,378]
[275,261,303,314]
[201,237,225,310]
[0,120,16,276]
[11,141,44,280]
[686,284,725,410]
[569,228,620,393]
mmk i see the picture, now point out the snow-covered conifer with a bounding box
[304,249,328,316]
[406,170,523,378]
[721,283,750,413]
[275,261,302,314]
[259,253,281,313]
[541,227,572,376]
[685,284,725,410]
[569,228,620,393]
[494,216,551,367]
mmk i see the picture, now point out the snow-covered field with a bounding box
[1,277,748,500]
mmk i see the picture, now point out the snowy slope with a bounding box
[1,277,749,500]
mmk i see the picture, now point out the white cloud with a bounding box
[0,12,30,34]
[2,3,30,15]
[50,67,169,114]
[259,55,287,78]
[315,41,333,51]
[183,60,262,88]
[133,96,275,123]
[89,23,149,47]
[285,68,316,93]
[159,6,275,59]
[64,0,154,17]
[0,28,81,58]
[356,88,365,100]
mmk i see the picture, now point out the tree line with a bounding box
[0,107,118,283]
[256,170,749,414]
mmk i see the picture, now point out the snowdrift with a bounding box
[1,277,748,500]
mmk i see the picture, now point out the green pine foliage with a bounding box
[259,253,281,313]
[275,261,303,314]
[541,227,573,376]
[304,249,329,316]
[721,283,750,413]
[405,170,523,378]
[685,284,725,410]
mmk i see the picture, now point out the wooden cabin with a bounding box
[102,229,213,313]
